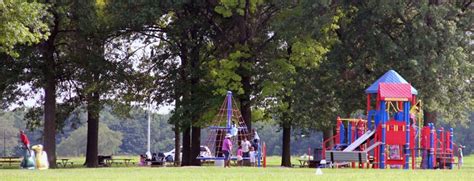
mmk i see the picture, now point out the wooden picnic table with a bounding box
[57,158,74,168]
[297,159,309,167]
[109,158,133,166]
[0,156,21,166]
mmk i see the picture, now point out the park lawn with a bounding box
[1,156,473,181]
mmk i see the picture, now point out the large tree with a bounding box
[206,0,285,131]
[66,0,158,167]
[259,0,342,167]
[0,0,50,57]
[143,1,219,166]
[0,0,80,168]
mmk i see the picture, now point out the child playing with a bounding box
[138,154,146,166]
[237,146,243,166]
[249,146,256,167]
[458,144,465,169]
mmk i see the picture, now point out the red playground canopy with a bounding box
[378,83,412,101]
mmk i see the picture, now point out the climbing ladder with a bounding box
[204,91,250,157]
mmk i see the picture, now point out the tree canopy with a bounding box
[0,0,51,57]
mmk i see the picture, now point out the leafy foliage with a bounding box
[0,0,51,57]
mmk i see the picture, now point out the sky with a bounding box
[18,97,174,115]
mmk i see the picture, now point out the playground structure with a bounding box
[202,91,266,167]
[20,148,35,169]
[31,144,49,170]
[322,70,455,169]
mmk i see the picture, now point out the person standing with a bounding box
[252,128,260,141]
[236,145,243,166]
[222,134,233,168]
[19,130,30,151]
[241,137,251,165]
[249,146,256,167]
[458,144,465,169]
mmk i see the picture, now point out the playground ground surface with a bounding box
[0,155,473,180]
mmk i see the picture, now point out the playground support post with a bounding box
[263,142,267,168]
[404,101,410,169]
[257,142,262,167]
[379,100,387,169]
[429,123,435,169]
[439,127,445,168]
[226,91,232,129]
[348,122,352,144]
[366,94,371,115]
[449,128,454,169]
[336,117,341,144]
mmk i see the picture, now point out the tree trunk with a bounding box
[240,77,252,131]
[84,91,100,167]
[237,2,252,132]
[281,123,291,167]
[323,128,334,148]
[43,73,57,168]
[174,125,181,166]
[42,10,59,168]
[181,127,191,166]
[423,111,436,126]
[190,126,201,166]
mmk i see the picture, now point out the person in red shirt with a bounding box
[19,130,30,150]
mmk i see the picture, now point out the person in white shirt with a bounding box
[458,144,465,169]
[249,146,256,167]
[241,137,251,161]
[252,128,260,141]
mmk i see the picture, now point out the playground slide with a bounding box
[343,130,375,152]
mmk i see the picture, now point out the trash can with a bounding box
[215,159,224,167]
[313,148,323,161]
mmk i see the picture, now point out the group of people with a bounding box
[236,137,258,167]
[138,152,166,166]
[222,129,260,168]
[18,130,49,170]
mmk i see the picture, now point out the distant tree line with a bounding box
[1,108,325,157]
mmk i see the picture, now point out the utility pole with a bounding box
[146,103,151,158]
[3,129,6,157]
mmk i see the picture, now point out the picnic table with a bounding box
[57,158,74,168]
[197,156,255,166]
[108,158,133,167]
[297,159,309,167]
[144,159,165,167]
[0,156,21,166]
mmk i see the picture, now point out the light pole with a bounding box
[3,129,6,157]
[146,103,152,159]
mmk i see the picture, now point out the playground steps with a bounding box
[343,130,376,152]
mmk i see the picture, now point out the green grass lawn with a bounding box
[1,155,473,180]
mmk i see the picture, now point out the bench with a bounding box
[326,151,369,163]
[98,155,112,167]
[0,160,21,167]
[196,156,256,166]
[144,160,165,167]
[57,162,74,167]
[326,142,382,164]
[109,159,133,167]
